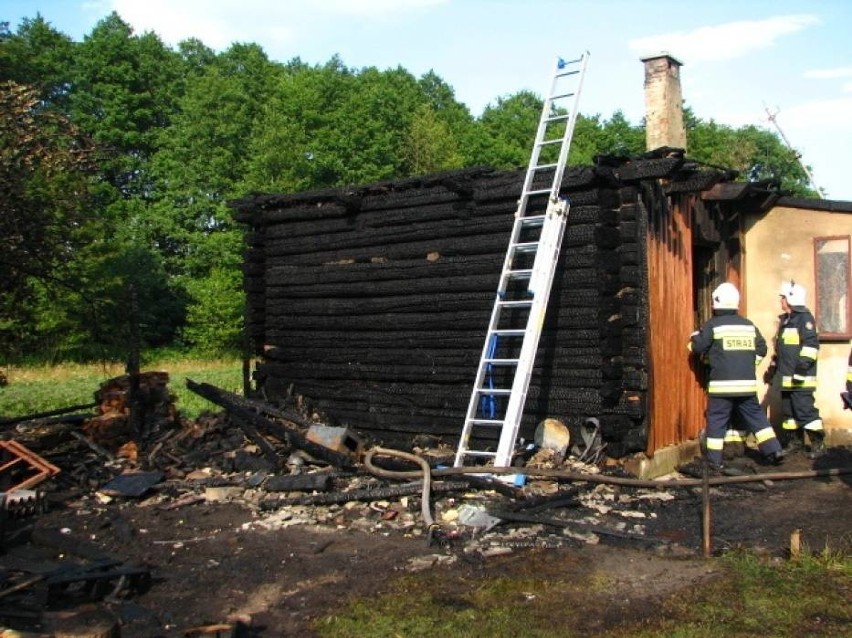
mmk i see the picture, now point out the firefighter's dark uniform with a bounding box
[690,310,783,467]
[843,342,852,409]
[770,306,824,445]
[848,344,852,394]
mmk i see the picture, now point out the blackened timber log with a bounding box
[262,200,484,240]
[262,332,602,354]
[265,292,495,315]
[230,165,599,224]
[262,306,600,332]
[260,480,465,509]
[0,402,98,427]
[259,361,604,385]
[263,234,510,265]
[269,253,503,281]
[184,379,356,468]
[291,276,603,302]
[264,473,333,492]
[265,215,511,256]
[230,414,280,468]
[263,276,604,301]
[263,340,601,361]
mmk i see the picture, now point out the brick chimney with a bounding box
[641,53,687,152]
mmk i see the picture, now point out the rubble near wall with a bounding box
[231,158,700,457]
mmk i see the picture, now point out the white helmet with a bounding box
[712,282,740,310]
[779,280,806,306]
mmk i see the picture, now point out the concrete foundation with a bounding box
[623,439,701,479]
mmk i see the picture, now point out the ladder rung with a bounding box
[518,215,545,226]
[559,56,583,66]
[510,241,539,253]
[476,388,511,395]
[483,358,520,365]
[467,419,506,427]
[460,450,498,458]
[523,188,551,197]
[555,69,580,78]
[549,92,575,101]
[496,300,532,308]
[491,329,526,337]
[532,162,558,171]
[537,139,562,146]
[544,114,570,123]
[505,269,533,279]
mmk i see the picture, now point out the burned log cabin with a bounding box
[232,150,775,459]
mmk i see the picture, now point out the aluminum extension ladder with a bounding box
[454,53,590,468]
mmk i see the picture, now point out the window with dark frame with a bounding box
[814,235,851,339]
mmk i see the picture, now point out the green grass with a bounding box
[0,357,246,420]
[623,548,852,638]
[314,549,852,638]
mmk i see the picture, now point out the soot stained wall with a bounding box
[232,157,712,457]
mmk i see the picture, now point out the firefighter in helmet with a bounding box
[842,340,852,410]
[688,282,785,472]
[764,281,825,457]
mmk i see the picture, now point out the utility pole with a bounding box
[764,105,824,198]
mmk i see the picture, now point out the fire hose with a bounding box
[363,447,436,529]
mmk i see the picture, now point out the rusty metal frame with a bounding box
[0,440,61,491]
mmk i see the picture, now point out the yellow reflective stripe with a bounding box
[781,375,817,389]
[713,325,756,337]
[782,419,798,430]
[724,429,746,442]
[803,420,824,432]
[755,427,776,443]
[706,438,724,451]
[755,355,764,365]
[708,380,758,394]
[800,346,818,360]
[781,328,800,345]
[847,368,852,382]
[687,342,693,352]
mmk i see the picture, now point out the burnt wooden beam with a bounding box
[264,473,333,492]
[184,379,355,469]
[0,402,97,428]
[701,181,750,200]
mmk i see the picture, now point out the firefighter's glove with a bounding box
[762,365,776,385]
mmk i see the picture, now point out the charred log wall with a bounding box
[232,160,700,457]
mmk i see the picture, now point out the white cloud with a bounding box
[804,66,852,80]
[629,14,819,62]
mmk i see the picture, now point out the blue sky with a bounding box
[4,0,851,199]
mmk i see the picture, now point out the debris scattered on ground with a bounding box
[1,376,850,636]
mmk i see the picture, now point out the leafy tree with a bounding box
[0,81,96,355]
[469,91,542,169]
[0,10,822,362]
[146,43,281,352]
[404,103,464,175]
[69,12,182,199]
[182,266,245,354]
[685,108,815,196]
[0,16,74,105]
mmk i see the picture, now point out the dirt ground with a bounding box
[4,441,849,637]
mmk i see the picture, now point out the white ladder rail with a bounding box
[454,52,590,468]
